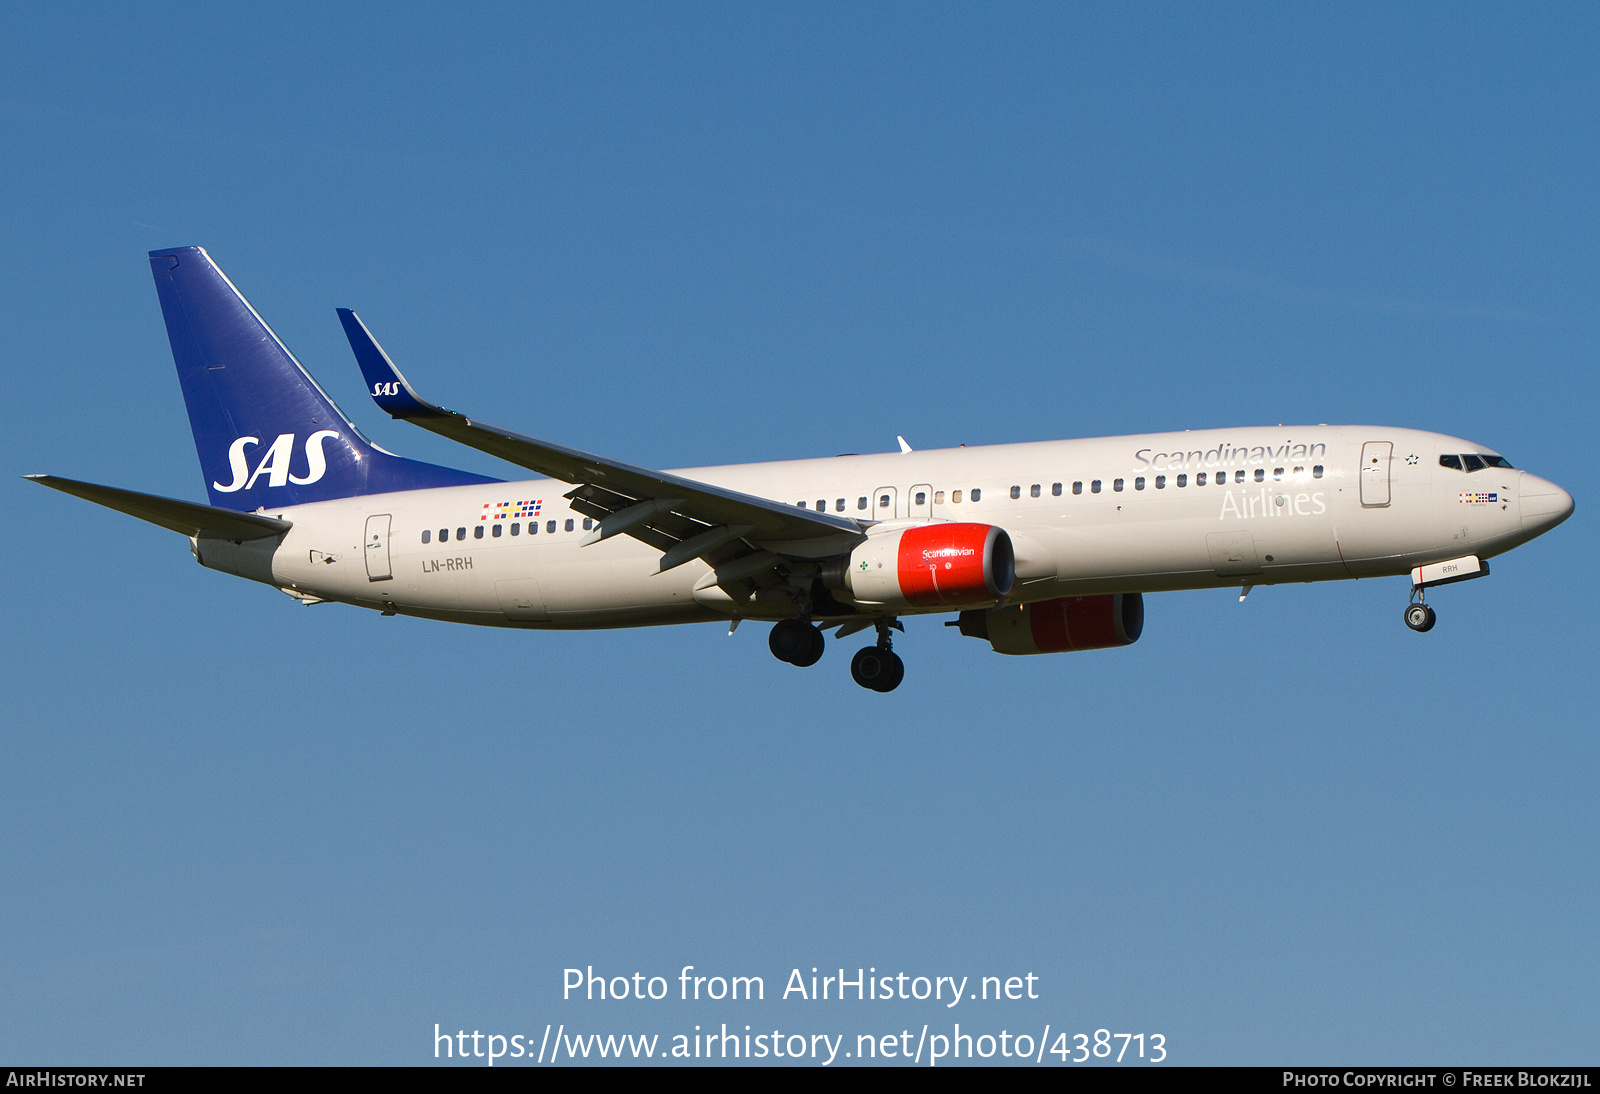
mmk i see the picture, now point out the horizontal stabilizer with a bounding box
[25,475,291,541]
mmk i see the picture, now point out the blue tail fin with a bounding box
[149,246,498,510]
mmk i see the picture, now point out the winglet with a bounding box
[336,308,449,420]
[897,435,913,453]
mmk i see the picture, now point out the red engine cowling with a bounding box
[844,523,1015,609]
[955,593,1144,655]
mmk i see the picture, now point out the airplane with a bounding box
[28,246,1575,692]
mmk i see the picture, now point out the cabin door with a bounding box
[1360,442,1392,508]
[364,513,393,581]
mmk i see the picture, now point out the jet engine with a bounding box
[953,593,1144,655]
[832,522,1015,609]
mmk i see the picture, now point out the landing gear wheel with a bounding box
[851,647,905,692]
[879,650,904,691]
[791,624,825,667]
[769,619,824,665]
[1404,603,1436,632]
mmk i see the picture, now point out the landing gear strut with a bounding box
[850,619,905,692]
[1404,583,1437,632]
[769,618,825,666]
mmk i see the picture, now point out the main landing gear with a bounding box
[769,617,825,666]
[766,616,905,692]
[850,620,904,693]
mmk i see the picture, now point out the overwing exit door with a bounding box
[1360,442,1392,508]
[873,486,899,520]
[364,513,393,580]
[909,484,933,519]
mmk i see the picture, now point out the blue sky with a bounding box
[2,2,1595,1065]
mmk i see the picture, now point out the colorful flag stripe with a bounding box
[480,500,544,520]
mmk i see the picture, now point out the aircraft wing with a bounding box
[337,309,866,573]
[26,475,292,540]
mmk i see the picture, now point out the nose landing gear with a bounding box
[850,619,905,692]
[1404,601,1436,632]
[1404,583,1436,632]
[1403,556,1491,632]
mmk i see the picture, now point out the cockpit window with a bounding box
[1441,453,1514,472]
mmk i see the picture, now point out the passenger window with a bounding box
[1135,476,1145,490]
[511,523,520,536]
[914,492,926,506]
[1091,480,1102,493]
[952,490,962,503]
[474,525,484,539]
[421,529,431,544]
[879,494,891,509]
[816,499,826,511]
[1254,468,1265,482]
[934,491,945,505]
[1462,454,1487,472]
[971,488,981,501]
[1155,475,1166,489]
[836,499,845,512]
[457,527,467,540]
[565,519,575,532]
[797,501,807,509]
[439,528,448,542]
[1072,481,1083,495]
[492,524,502,538]
[1177,474,1187,487]
[1010,485,1021,499]
[583,518,593,530]
[1113,478,1124,492]
[1293,466,1304,478]
[1030,484,1041,498]
[546,521,556,534]
[1052,483,1062,496]
[1313,465,1324,478]
[1274,467,1285,480]
[857,496,868,510]
[1235,470,1245,483]
[1197,472,1208,486]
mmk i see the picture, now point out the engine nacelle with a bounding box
[841,523,1015,609]
[955,593,1144,655]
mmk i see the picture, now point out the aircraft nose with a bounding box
[1520,472,1574,534]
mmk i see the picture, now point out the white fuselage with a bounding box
[198,425,1564,629]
